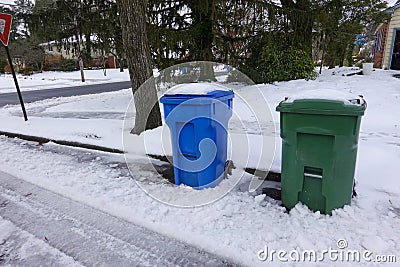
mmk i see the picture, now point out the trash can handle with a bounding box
[358,95,367,108]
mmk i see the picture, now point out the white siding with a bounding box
[383,8,400,69]
[46,43,112,60]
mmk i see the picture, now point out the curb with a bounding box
[0,131,289,200]
[0,131,124,154]
[0,130,285,183]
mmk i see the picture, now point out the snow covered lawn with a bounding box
[0,67,400,266]
[0,69,130,94]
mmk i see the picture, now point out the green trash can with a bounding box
[276,93,366,214]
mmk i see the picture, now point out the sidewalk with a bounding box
[0,170,235,267]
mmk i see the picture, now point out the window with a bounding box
[375,28,384,53]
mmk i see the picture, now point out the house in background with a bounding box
[373,21,389,68]
[40,35,117,70]
[374,0,400,70]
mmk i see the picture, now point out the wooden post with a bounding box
[5,46,28,121]
[79,59,85,82]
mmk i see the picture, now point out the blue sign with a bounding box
[354,34,366,46]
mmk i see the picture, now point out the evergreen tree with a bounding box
[30,0,123,68]
[280,0,315,54]
[147,0,278,75]
[7,0,390,83]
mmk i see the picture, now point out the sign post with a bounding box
[1,13,28,121]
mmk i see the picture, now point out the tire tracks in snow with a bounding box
[0,171,237,267]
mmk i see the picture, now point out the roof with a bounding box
[39,34,99,47]
[387,0,400,14]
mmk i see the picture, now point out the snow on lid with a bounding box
[164,82,231,95]
[284,89,365,106]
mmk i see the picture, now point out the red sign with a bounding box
[0,13,12,46]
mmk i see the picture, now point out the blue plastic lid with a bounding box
[160,83,234,103]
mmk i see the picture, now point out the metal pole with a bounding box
[5,45,28,121]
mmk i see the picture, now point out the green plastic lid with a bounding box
[276,90,367,116]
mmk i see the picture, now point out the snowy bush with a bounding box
[60,59,78,72]
[18,66,34,76]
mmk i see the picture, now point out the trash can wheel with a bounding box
[224,160,236,179]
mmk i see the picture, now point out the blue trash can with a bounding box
[160,83,234,189]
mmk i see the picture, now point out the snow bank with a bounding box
[1,67,400,266]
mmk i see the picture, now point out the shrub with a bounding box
[60,59,78,72]
[0,59,7,74]
[18,66,34,76]
[257,45,318,84]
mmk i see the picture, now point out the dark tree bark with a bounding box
[116,0,162,135]
[83,30,93,67]
[187,0,216,81]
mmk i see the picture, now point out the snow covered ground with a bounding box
[0,216,81,266]
[0,69,130,94]
[0,67,400,266]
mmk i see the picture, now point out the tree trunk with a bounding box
[84,29,93,68]
[190,0,216,81]
[119,58,124,72]
[116,0,162,135]
[198,61,216,82]
[281,0,313,55]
